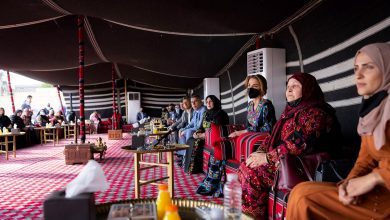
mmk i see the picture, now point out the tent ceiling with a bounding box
[0,0,310,88]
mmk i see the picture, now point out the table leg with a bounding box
[5,136,8,160]
[13,135,16,158]
[56,128,59,144]
[40,130,44,145]
[64,126,67,139]
[167,151,174,199]
[134,153,141,199]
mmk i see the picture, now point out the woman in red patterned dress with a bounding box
[237,72,341,219]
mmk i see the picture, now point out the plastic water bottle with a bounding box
[224,174,242,220]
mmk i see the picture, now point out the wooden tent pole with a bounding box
[78,15,86,144]
[111,64,117,130]
[56,85,65,115]
[6,70,15,113]
[124,78,128,123]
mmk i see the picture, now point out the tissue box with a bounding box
[108,129,122,140]
[64,144,92,165]
[44,190,96,220]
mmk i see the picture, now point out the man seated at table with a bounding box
[21,108,32,126]
[168,97,193,145]
[136,107,148,123]
[177,95,206,158]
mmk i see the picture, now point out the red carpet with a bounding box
[0,133,221,219]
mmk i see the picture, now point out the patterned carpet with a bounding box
[0,133,221,219]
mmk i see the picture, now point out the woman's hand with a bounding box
[338,182,356,205]
[245,152,267,168]
[193,132,205,139]
[229,130,246,138]
[346,172,383,197]
[179,131,185,137]
[228,131,238,138]
[338,172,383,205]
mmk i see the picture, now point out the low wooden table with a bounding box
[0,132,26,160]
[108,129,123,140]
[122,144,189,199]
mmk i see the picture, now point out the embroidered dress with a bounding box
[238,107,336,218]
[237,73,341,219]
[246,99,276,133]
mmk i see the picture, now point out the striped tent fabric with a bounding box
[61,79,188,119]
[217,0,389,151]
[127,82,188,117]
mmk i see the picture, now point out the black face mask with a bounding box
[248,88,261,98]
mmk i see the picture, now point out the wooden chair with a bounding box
[44,128,56,146]
[67,124,77,139]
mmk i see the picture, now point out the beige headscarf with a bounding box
[356,43,390,150]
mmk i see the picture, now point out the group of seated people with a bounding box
[0,106,65,131]
[35,108,65,127]
[164,43,389,219]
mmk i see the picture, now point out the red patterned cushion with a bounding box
[205,123,245,160]
[235,132,269,162]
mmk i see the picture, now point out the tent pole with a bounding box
[57,85,65,115]
[112,64,117,130]
[124,78,128,123]
[78,15,86,144]
[6,70,15,113]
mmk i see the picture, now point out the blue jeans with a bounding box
[177,129,195,156]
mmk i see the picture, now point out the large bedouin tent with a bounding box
[0,0,389,146]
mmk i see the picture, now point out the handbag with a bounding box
[315,159,355,182]
[270,152,330,220]
[275,152,330,191]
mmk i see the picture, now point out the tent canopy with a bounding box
[0,0,310,88]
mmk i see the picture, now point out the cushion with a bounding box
[205,123,245,160]
[235,132,269,162]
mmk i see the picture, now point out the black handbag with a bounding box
[315,159,355,182]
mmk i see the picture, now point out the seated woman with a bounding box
[35,109,49,126]
[54,110,65,125]
[193,95,228,194]
[48,109,56,124]
[10,109,25,129]
[229,74,276,137]
[287,43,390,220]
[0,107,12,131]
[238,72,341,218]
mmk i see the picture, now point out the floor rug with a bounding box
[0,133,222,219]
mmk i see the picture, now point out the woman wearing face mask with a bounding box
[229,75,276,138]
[286,43,390,220]
[238,72,341,218]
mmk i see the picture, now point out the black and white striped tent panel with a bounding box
[218,0,389,147]
[61,79,187,119]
